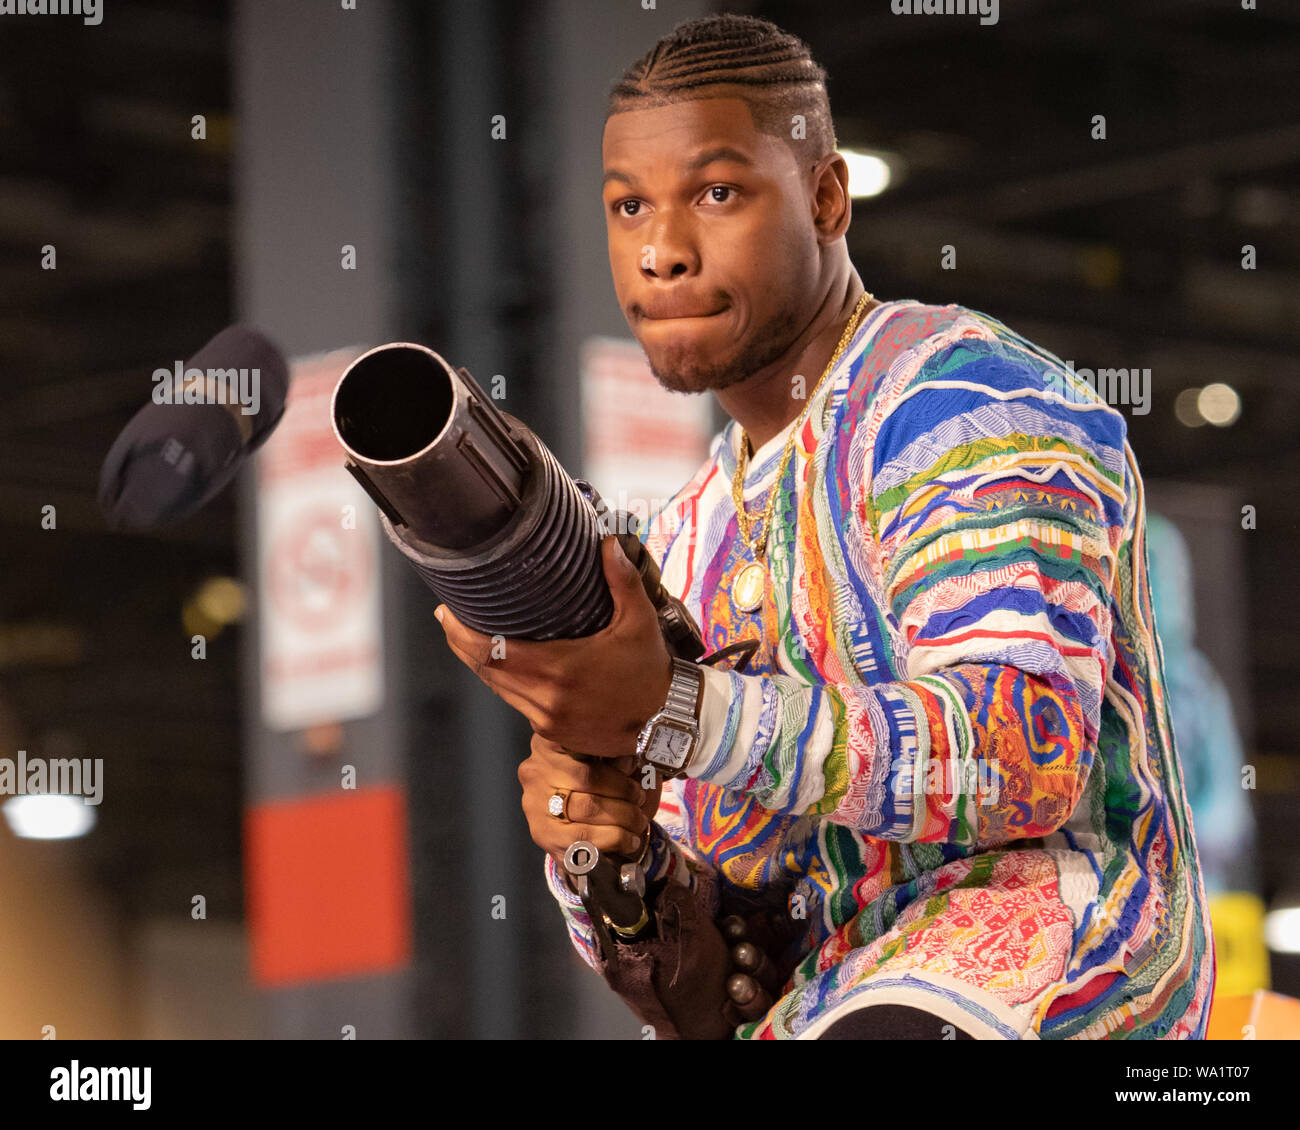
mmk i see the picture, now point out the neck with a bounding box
[715,267,873,452]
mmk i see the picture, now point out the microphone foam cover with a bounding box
[97,325,289,530]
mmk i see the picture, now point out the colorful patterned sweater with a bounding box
[545,299,1216,1039]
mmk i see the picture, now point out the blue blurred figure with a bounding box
[1147,511,1267,995]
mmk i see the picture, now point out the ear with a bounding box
[809,152,852,245]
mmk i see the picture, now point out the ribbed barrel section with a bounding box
[379,429,613,640]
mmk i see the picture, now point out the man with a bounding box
[436,13,1215,1039]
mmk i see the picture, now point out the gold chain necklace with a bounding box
[728,290,875,614]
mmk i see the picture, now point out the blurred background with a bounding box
[0,0,1296,1038]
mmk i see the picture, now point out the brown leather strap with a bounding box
[593,880,745,1040]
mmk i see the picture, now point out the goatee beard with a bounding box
[645,306,802,394]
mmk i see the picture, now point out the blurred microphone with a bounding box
[98,325,289,529]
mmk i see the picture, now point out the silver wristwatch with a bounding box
[634,657,705,781]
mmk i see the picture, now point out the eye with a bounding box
[616,199,642,217]
[704,185,735,204]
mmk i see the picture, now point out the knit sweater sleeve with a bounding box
[684,311,1126,847]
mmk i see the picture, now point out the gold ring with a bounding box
[547,789,571,822]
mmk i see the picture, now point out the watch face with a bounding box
[647,723,695,770]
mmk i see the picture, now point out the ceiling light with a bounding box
[1265,905,1300,955]
[1174,387,1205,428]
[1197,382,1240,427]
[839,149,895,198]
[3,794,96,839]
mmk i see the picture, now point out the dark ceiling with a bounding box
[0,0,239,918]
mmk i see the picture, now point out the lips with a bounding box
[637,300,728,321]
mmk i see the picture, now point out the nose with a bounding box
[641,210,699,281]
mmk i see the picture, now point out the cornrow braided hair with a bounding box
[607,13,837,161]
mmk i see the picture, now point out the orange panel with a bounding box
[1205,994,1252,1041]
[245,786,411,987]
[1206,991,1300,1040]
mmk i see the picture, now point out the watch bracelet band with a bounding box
[636,657,705,780]
[662,656,704,718]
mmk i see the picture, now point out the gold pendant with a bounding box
[733,561,768,613]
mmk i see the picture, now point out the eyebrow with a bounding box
[686,146,754,172]
[602,145,755,188]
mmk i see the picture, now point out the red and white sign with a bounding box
[256,347,383,731]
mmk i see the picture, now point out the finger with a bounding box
[524,785,648,839]
[588,749,659,787]
[604,753,664,800]
[601,534,646,616]
[532,734,638,777]
[554,791,650,835]
[439,604,586,671]
[440,639,508,696]
[441,631,519,695]
[533,818,644,860]
[527,750,645,805]
[443,635,546,721]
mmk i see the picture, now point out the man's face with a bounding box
[601,96,823,393]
